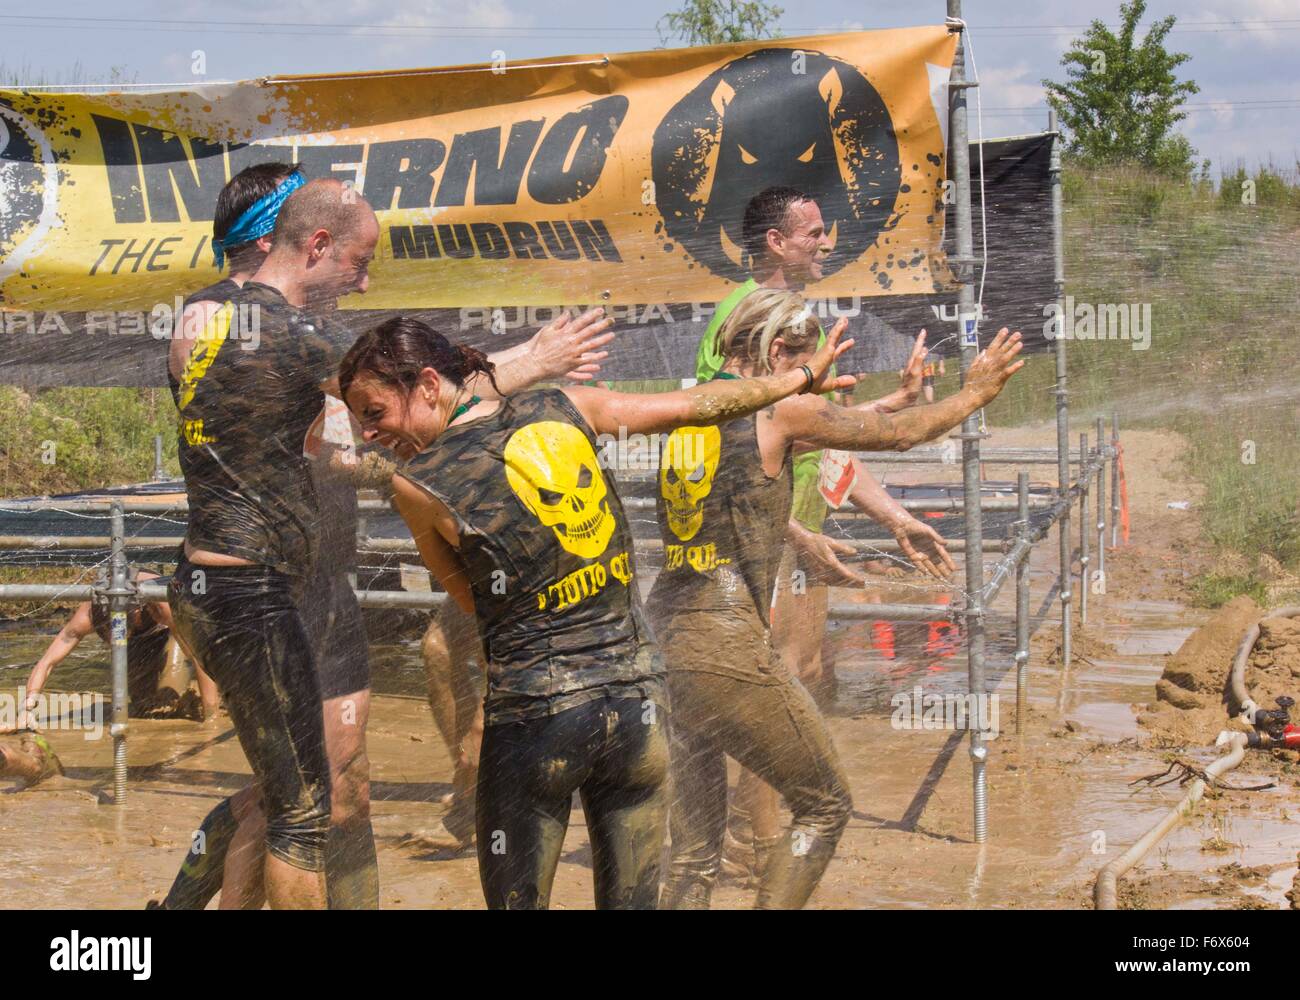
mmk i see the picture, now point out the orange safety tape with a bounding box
[871,620,896,659]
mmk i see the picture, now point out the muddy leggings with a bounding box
[169,559,331,872]
[475,693,668,909]
[658,621,853,910]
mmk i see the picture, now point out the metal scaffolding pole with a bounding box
[1079,432,1090,626]
[152,434,166,482]
[1015,472,1031,735]
[1095,416,1107,591]
[947,0,988,843]
[1049,107,1073,674]
[106,501,132,805]
[1111,412,1121,547]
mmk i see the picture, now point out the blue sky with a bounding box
[2,0,1296,173]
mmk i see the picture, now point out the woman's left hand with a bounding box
[529,307,617,382]
[897,330,928,405]
[805,318,858,394]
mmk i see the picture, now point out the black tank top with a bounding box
[169,278,240,407]
[172,278,360,578]
[645,409,792,628]
[175,281,352,575]
[399,388,662,723]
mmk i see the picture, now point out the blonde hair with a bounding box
[716,289,820,374]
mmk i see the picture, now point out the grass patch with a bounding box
[1189,574,1270,609]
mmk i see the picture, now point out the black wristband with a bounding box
[798,364,815,394]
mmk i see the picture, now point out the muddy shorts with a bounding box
[169,558,331,872]
[298,570,370,701]
[475,691,669,909]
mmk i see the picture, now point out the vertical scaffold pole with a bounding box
[108,500,132,804]
[1049,107,1072,671]
[153,434,166,482]
[1111,412,1121,547]
[1079,432,1090,626]
[947,0,988,843]
[1015,472,1031,735]
[1095,415,1107,588]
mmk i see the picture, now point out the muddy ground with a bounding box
[3,421,1298,909]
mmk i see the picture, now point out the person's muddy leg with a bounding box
[581,697,669,910]
[165,629,220,721]
[157,636,194,699]
[420,603,483,845]
[171,563,331,909]
[220,786,267,910]
[474,711,585,910]
[156,785,253,909]
[730,767,781,881]
[737,770,780,840]
[421,613,459,758]
[322,688,377,909]
[659,677,729,910]
[195,663,220,721]
[725,669,852,909]
[445,606,485,843]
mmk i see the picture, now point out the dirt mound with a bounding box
[1138,597,1300,748]
[1137,596,1257,746]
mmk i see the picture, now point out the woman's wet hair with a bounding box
[716,288,821,373]
[339,316,500,402]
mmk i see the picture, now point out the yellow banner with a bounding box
[0,28,957,313]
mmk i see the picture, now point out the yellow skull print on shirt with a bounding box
[660,425,722,542]
[505,421,616,560]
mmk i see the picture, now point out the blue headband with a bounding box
[211,169,306,269]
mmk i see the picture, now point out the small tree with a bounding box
[1043,0,1199,177]
[657,0,783,46]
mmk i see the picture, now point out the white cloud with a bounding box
[1187,2,1294,50]
[977,63,1047,109]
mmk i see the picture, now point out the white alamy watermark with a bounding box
[49,932,151,980]
[595,426,709,473]
[0,687,104,740]
[1042,297,1151,351]
[890,686,1000,739]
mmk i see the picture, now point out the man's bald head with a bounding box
[272,177,375,253]
[260,177,379,305]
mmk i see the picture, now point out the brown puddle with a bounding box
[2,557,1297,909]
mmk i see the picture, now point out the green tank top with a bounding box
[645,408,792,629]
[399,388,662,723]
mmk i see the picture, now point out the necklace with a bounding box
[448,394,482,426]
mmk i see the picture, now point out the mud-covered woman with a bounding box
[337,313,853,909]
[647,288,1024,909]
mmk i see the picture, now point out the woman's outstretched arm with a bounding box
[775,329,1024,454]
[563,321,857,436]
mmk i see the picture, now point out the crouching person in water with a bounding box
[339,315,852,909]
[648,289,1024,909]
[22,568,218,722]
